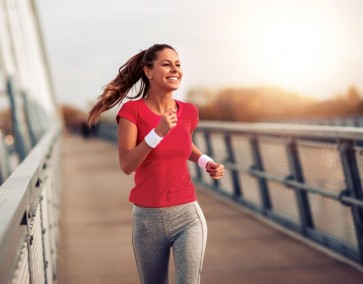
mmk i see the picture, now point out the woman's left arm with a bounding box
[189,143,225,180]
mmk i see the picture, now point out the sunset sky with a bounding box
[35,0,363,110]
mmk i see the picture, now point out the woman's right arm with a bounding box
[118,108,177,175]
[117,118,152,175]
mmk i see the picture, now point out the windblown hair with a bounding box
[87,44,176,126]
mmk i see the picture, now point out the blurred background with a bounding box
[33,0,363,125]
[1,1,363,283]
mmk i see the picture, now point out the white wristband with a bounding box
[144,128,163,148]
[198,154,214,170]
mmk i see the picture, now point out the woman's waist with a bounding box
[133,200,198,215]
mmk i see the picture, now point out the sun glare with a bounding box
[257,23,338,94]
[243,3,345,99]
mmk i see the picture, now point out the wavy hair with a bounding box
[87,44,176,126]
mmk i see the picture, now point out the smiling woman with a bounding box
[86,43,225,284]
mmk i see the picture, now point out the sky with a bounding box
[35,0,363,110]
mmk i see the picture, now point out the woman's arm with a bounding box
[189,143,225,180]
[117,118,152,175]
[118,108,177,175]
[188,143,203,164]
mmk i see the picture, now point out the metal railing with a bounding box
[0,126,61,284]
[265,114,363,127]
[190,121,363,264]
[94,120,363,264]
[0,0,62,282]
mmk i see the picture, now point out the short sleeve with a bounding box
[191,104,199,130]
[116,101,138,125]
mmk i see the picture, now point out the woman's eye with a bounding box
[161,63,181,67]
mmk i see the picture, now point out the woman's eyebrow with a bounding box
[159,59,180,63]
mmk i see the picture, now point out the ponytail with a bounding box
[87,43,176,127]
[87,50,147,126]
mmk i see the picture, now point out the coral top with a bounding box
[116,99,199,207]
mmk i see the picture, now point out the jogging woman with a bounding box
[88,44,224,284]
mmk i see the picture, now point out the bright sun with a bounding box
[257,23,339,94]
[241,3,345,99]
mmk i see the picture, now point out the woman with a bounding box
[88,44,224,284]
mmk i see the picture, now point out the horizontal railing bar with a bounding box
[0,124,61,265]
[197,121,363,141]
[223,161,363,208]
[341,196,363,208]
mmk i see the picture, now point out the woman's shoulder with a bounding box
[122,99,143,108]
[116,99,144,124]
[176,100,198,112]
[119,99,144,113]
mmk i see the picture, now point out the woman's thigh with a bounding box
[132,212,170,284]
[172,203,207,284]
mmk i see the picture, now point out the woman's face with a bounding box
[146,48,183,91]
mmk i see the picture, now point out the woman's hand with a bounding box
[206,162,225,180]
[155,108,178,137]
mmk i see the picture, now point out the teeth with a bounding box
[168,77,178,80]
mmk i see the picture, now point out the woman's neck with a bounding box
[145,91,177,115]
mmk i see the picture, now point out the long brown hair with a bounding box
[87,44,176,126]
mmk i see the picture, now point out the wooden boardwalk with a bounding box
[58,134,363,284]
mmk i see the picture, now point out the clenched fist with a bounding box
[206,162,225,180]
[154,108,178,137]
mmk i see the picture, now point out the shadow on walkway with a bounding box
[58,134,363,284]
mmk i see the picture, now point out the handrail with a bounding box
[0,0,61,282]
[192,121,363,264]
[198,121,363,140]
[223,161,363,208]
[0,125,61,283]
[93,120,363,265]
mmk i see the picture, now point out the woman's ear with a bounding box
[143,66,152,79]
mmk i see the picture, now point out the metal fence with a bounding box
[266,115,363,127]
[190,121,363,264]
[0,1,61,282]
[95,120,363,264]
[0,126,61,284]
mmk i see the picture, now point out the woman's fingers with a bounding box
[155,109,178,136]
[207,163,225,180]
[167,108,178,124]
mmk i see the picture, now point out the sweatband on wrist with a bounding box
[198,154,214,170]
[144,128,163,148]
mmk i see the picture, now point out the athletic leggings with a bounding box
[132,201,207,284]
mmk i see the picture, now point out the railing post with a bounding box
[223,133,242,199]
[250,135,271,213]
[286,138,314,232]
[338,139,363,262]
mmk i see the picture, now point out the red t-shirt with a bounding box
[116,99,199,207]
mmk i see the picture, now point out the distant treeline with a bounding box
[186,86,363,122]
[59,85,363,127]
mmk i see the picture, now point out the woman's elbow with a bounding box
[121,169,132,175]
[120,161,133,175]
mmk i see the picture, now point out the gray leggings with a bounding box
[132,201,207,284]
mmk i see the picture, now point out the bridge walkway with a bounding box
[58,134,363,284]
